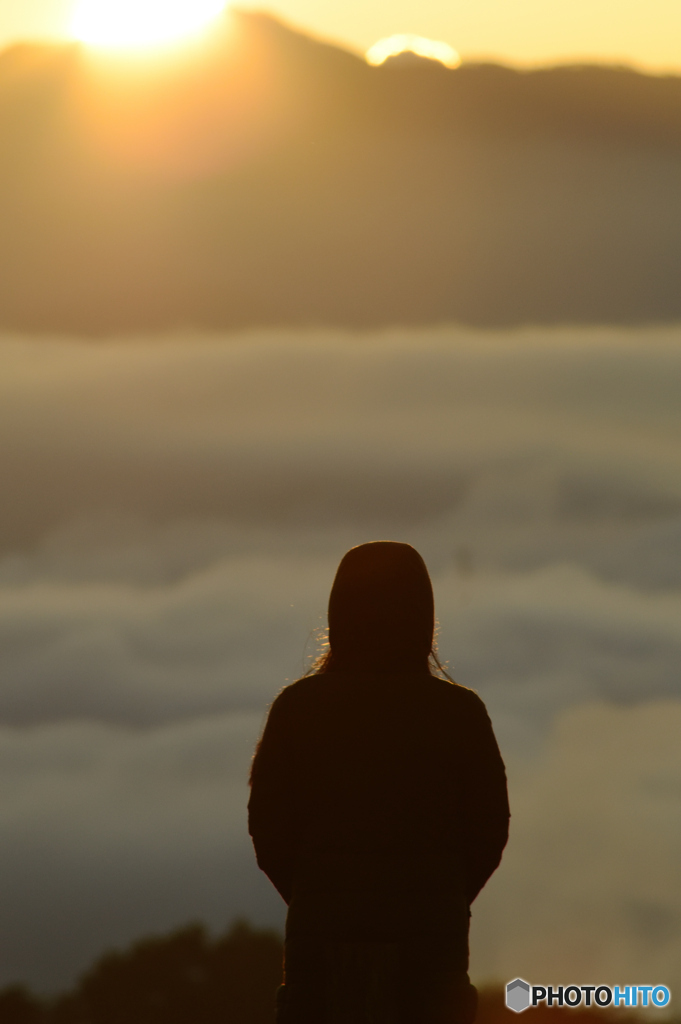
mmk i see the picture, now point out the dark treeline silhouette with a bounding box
[0,921,283,1024]
[1,9,681,332]
[0,920,663,1024]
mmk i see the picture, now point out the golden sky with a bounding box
[1,0,681,70]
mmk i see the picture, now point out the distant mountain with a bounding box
[1,9,680,332]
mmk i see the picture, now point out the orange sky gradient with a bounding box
[1,0,681,71]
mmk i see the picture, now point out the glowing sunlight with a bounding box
[365,34,460,68]
[70,0,227,50]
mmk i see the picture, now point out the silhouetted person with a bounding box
[249,541,509,1024]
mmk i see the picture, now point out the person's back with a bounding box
[248,542,509,1024]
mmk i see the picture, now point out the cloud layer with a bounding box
[0,326,679,992]
[472,700,681,987]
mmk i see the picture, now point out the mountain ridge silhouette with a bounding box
[1,9,680,332]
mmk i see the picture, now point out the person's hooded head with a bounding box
[326,541,435,672]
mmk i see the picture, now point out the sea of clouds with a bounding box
[0,326,679,993]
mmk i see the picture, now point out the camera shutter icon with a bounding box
[506,979,531,1013]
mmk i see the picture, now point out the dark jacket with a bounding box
[248,670,509,941]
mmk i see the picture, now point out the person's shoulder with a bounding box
[428,675,490,715]
[268,673,326,711]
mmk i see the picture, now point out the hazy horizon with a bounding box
[2,12,681,334]
[3,0,681,73]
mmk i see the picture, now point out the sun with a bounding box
[366,34,460,69]
[70,0,227,50]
